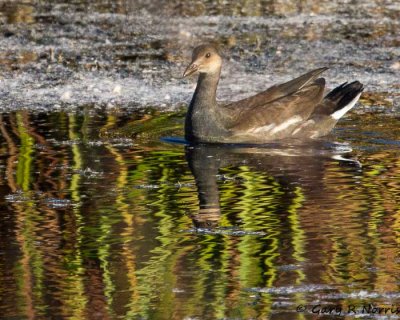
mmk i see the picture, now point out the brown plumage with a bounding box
[183,44,364,144]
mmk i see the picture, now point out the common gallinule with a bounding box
[183,44,364,144]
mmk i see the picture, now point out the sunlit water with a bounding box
[0,0,398,111]
[1,109,400,319]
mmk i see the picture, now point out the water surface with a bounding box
[1,110,400,319]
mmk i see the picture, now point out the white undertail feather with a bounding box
[332,155,362,167]
[331,92,362,120]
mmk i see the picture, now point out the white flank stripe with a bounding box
[292,119,315,136]
[271,116,302,134]
[331,92,362,120]
[252,123,275,133]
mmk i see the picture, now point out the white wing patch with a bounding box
[331,92,362,120]
[271,116,302,134]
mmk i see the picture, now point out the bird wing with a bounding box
[224,67,328,113]
[227,78,326,133]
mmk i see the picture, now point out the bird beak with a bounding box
[183,62,199,78]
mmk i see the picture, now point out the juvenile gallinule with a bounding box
[183,44,364,144]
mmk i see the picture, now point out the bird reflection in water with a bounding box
[185,141,360,229]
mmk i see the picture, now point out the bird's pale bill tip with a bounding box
[183,63,198,78]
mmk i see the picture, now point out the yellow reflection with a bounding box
[63,114,87,319]
[105,140,140,318]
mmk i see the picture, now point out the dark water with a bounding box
[0,0,400,319]
[1,109,400,319]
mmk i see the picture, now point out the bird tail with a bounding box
[326,81,364,120]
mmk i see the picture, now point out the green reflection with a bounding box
[1,110,400,319]
[16,113,34,191]
[64,113,87,319]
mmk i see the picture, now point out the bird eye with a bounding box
[205,52,211,58]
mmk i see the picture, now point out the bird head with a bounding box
[183,44,222,77]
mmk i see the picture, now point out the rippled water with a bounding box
[0,109,400,319]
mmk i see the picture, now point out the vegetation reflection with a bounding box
[0,110,400,319]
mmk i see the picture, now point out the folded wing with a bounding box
[226,77,326,140]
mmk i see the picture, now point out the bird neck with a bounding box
[185,68,226,142]
[190,70,221,110]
